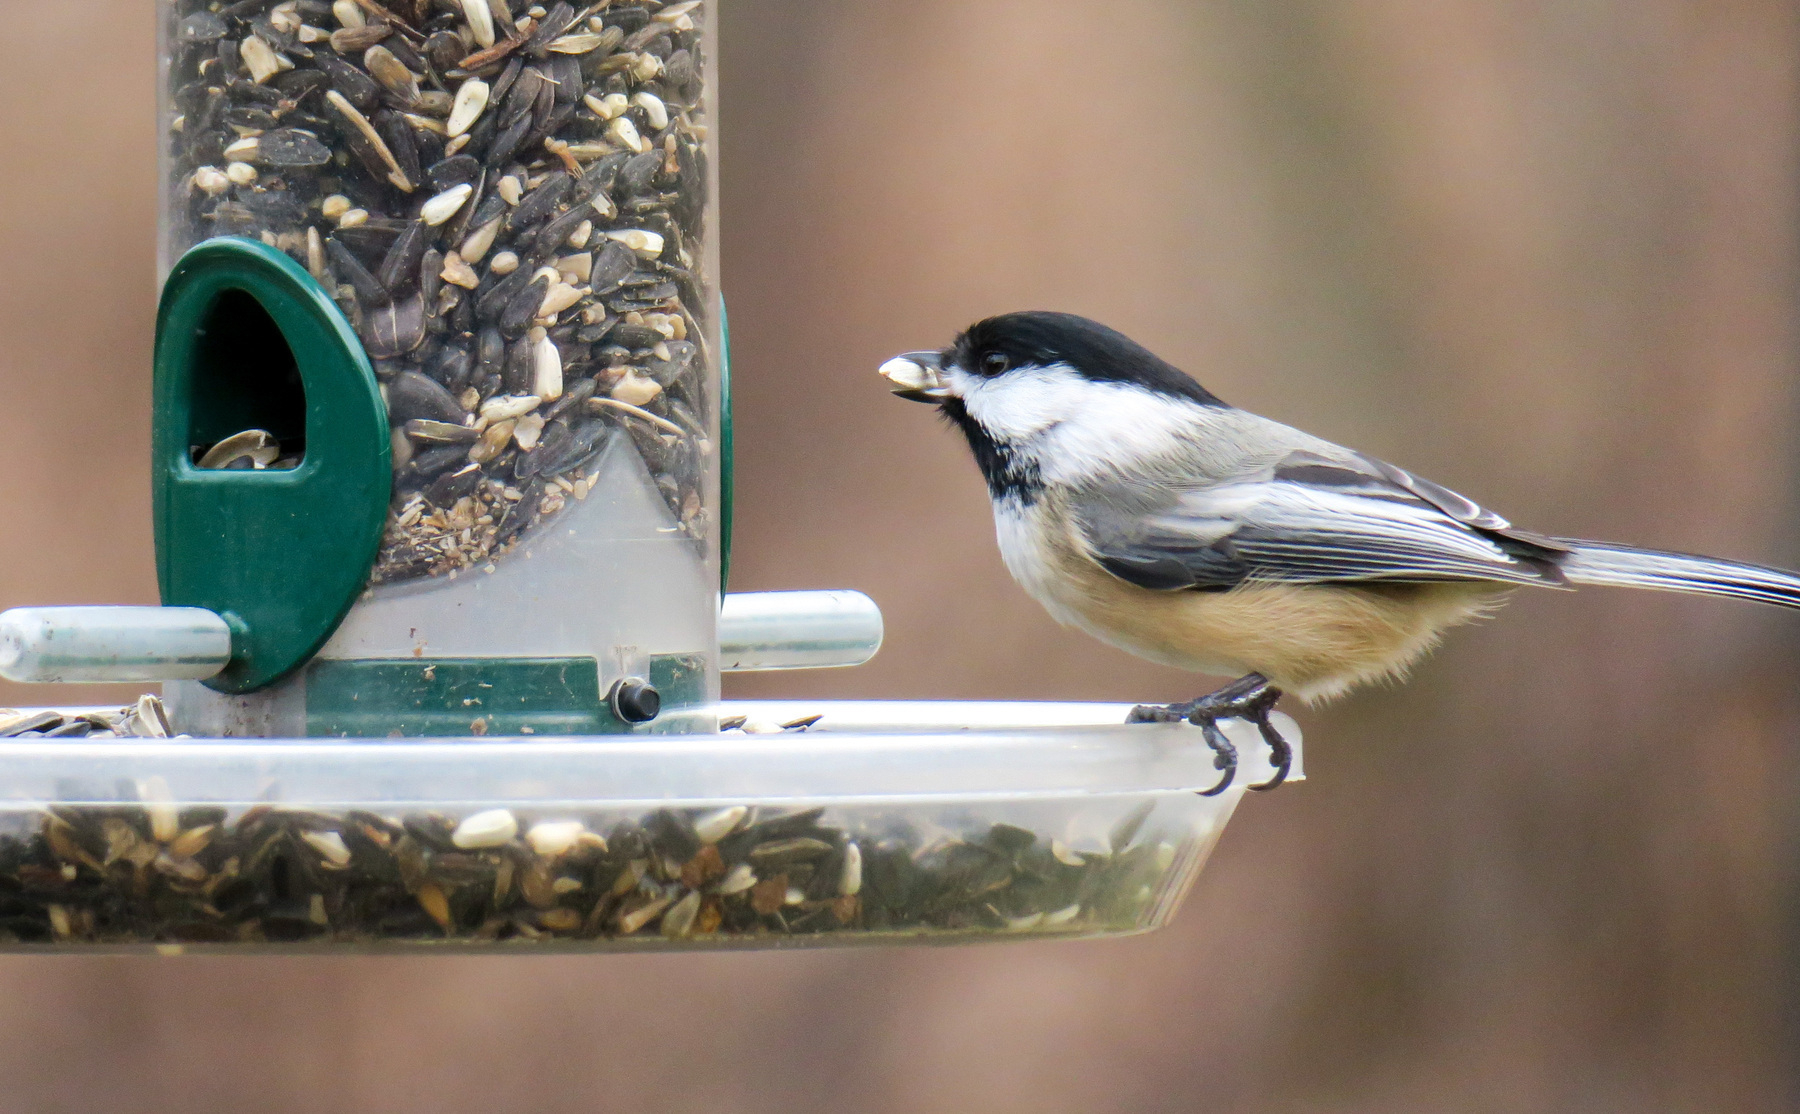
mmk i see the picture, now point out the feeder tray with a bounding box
[0,701,1298,952]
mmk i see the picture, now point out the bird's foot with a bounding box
[1127,673,1292,794]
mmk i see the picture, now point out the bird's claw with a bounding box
[1127,673,1292,793]
[1247,708,1292,792]
[1194,717,1236,796]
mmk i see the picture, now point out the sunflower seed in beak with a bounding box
[879,352,951,403]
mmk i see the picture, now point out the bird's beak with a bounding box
[879,351,951,403]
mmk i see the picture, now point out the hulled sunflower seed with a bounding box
[480,394,540,422]
[193,166,230,195]
[512,411,546,450]
[605,229,664,257]
[452,809,519,849]
[302,830,353,867]
[447,78,489,138]
[421,183,473,226]
[240,34,285,83]
[606,115,646,154]
[459,0,496,48]
[440,251,480,289]
[531,330,563,399]
[525,820,586,857]
[632,91,669,130]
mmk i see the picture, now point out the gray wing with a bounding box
[1078,448,1570,592]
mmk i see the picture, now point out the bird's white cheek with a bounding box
[955,365,1209,481]
[957,371,1067,442]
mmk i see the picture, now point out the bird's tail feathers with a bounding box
[1557,539,1800,610]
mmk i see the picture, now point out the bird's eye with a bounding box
[981,352,1010,376]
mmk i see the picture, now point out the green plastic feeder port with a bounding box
[152,237,390,694]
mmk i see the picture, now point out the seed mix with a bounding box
[167,0,714,585]
[0,794,1177,948]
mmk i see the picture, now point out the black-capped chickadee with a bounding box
[881,311,1800,792]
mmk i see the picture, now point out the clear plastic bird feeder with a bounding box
[154,0,725,734]
[0,0,1298,953]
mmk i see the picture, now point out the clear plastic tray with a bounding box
[0,701,1299,953]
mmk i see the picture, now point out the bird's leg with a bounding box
[1127,673,1292,793]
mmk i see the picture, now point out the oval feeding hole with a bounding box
[188,288,307,470]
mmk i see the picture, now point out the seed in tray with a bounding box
[690,805,745,845]
[451,809,519,849]
[0,789,1169,946]
[524,820,586,857]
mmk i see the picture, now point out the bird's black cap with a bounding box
[949,311,1224,407]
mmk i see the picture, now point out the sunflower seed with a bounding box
[480,394,541,422]
[457,217,500,264]
[605,228,663,257]
[459,0,496,48]
[302,830,353,867]
[608,367,661,407]
[607,114,646,153]
[512,411,545,450]
[388,371,466,424]
[660,890,701,937]
[583,91,628,120]
[405,419,478,444]
[531,330,563,399]
[327,237,387,304]
[447,78,490,138]
[198,429,282,469]
[420,183,473,225]
[329,24,389,53]
[631,91,668,130]
[325,89,414,191]
[440,251,480,289]
[363,45,420,105]
[192,165,230,195]
[179,11,229,43]
[537,281,582,317]
[255,128,332,167]
[840,842,863,896]
[452,809,519,849]
[240,34,286,83]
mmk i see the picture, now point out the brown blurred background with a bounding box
[0,1,1795,1110]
